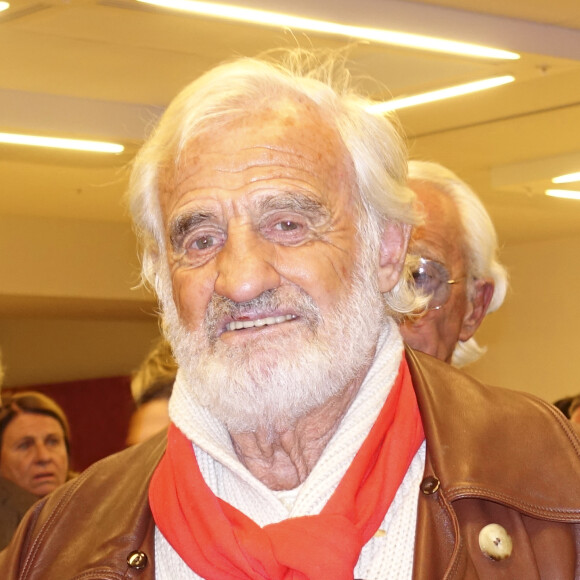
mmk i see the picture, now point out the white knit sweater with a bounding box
[155,319,425,579]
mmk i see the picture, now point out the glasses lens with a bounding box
[412,258,452,309]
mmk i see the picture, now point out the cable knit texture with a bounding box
[156,319,424,579]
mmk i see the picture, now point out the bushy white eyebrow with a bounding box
[256,192,330,220]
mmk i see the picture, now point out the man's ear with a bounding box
[378,222,411,293]
[459,279,495,341]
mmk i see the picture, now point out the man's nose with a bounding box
[214,225,280,303]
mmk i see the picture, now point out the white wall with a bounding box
[0,215,161,387]
[468,234,580,404]
[0,317,161,387]
[0,216,143,300]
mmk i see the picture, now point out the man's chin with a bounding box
[183,345,337,433]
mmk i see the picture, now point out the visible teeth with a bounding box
[226,314,295,332]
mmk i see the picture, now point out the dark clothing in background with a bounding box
[0,476,36,551]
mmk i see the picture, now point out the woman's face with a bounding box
[0,412,69,497]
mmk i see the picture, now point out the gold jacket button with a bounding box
[127,550,148,569]
[420,475,440,495]
[478,523,513,561]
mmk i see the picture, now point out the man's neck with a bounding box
[229,375,365,491]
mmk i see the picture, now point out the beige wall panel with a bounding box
[0,317,161,388]
[468,235,580,404]
[0,216,143,300]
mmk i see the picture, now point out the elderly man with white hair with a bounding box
[3,51,580,579]
[401,160,508,367]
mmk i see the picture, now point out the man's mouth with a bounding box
[225,314,296,332]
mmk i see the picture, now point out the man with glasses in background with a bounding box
[400,160,508,368]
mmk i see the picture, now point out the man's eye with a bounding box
[194,235,215,250]
[277,220,299,231]
[260,214,311,246]
[413,269,435,289]
[413,270,428,285]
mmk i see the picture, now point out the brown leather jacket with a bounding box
[2,349,580,579]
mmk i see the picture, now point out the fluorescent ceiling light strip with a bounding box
[0,2,10,12]
[367,75,515,113]
[546,189,580,200]
[552,171,580,184]
[0,133,124,153]
[137,0,519,60]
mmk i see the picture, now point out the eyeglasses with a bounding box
[411,257,465,310]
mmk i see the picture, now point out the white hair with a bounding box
[128,50,424,319]
[407,160,508,367]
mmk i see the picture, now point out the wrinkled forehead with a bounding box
[3,411,65,437]
[409,182,467,267]
[159,96,357,201]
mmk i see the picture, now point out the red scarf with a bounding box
[149,357,424,579]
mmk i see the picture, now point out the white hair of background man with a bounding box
[407,160,508,367]
[128,50,426,320]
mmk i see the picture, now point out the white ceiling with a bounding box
[1,0,580,245]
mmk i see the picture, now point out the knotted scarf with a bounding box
[149,357,424,579]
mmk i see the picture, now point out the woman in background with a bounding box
[0,391,72,549]
[0,391,71,498]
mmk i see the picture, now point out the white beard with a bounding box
[161,253,386,433]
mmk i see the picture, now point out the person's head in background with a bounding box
[553,396,575,419]
[0,391,70,497]
[126,338,177,446]
[400,160,508,367]
[568,396,580,424]
[126,380,174,446]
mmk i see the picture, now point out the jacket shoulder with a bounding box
[407,347,576,430]
[406,348,580,517]
[0,431,166,578]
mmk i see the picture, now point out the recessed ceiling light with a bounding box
[0,2,10,12]
[552,172,580,184]
[137,0,520,60]
[546,189,580,200]
[0,133,124,154]
[367,75,515,113]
